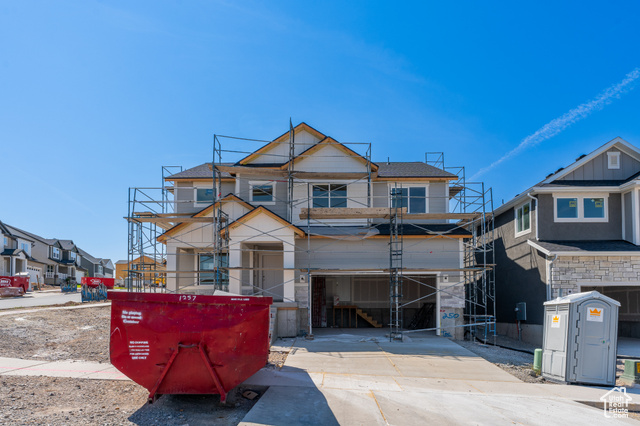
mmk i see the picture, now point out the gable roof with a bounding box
[238,122,327,165]
[540,137,640,184]
[223,206,305,238]
[77,247,98,264]
[278,136,379,172]
[157,194,254,243]
[494,137,640,217]
[4,224,44,244]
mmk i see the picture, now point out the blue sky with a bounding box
[1,1,640,263]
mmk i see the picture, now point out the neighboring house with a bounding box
[2,222,109,286]
[492,137,640,344]
[77,248,111,278]
[3,223,51,285]
[156,122,482,338]
[96,258,115,278]
[0,221,40,279]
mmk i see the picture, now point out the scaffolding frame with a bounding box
[124,124,495,342]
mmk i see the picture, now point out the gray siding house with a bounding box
[492,137,640,344]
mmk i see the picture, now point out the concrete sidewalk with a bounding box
[0,356,128,380]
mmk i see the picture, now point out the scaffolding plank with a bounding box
[300,207,406,219]
[402,213,482,220]
[215,165,288,177]
[126,217,215,223]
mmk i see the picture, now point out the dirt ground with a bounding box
[0,304,285,425]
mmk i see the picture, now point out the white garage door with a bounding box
[26,266,41,287]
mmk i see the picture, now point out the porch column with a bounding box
[10,257,15,275]
[166,244,177,292]
[228,241,242,295]
[283,237,295,302]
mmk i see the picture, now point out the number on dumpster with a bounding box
[179,295,197,302]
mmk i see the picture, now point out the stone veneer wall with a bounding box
[551,255,640,297]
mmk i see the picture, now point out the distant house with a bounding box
[77,249,113,279]
[1,221,111,286]
[492,137,640,344]
[115,256,165,286]
[0,221,44,281]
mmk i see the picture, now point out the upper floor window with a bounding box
[390,186,427,213]
[97,265,103,274]
[52,247,60,260]
[313,184,347,208]
[250,182,274,203]
[69,252,76,261]
[554,195,607,222]
[20,242,30,255]
[3,237,6,246]
[607,151,620,170]
[195,188,215,205]
[515,202,531,237]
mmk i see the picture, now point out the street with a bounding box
[0,290,81,310]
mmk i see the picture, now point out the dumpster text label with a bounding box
[129,340,149,360]
[122,310,143,324]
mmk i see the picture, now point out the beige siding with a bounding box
[295,238,462,272]
[244,130,321,165]
[294,144,368,173]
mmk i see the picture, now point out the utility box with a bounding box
[542,291,619,386]
[515,302,526,321]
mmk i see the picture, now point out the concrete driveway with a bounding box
[241,329,638,425]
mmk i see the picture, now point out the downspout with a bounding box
[526,192,538,241]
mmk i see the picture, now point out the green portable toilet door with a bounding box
[574,300,613,385]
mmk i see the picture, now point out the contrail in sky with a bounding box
[472,67,640,180]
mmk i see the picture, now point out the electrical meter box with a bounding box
[542,291,619,386]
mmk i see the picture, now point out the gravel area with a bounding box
[0,304,285,425]
[0,305,111,362]
[0,375,264,425]
[455,340,548,383]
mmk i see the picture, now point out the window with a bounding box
[250,183,274,203]
[313,184,347,208]
[195,188,215,204]
[3,237,6,246]
[556,198,578,219]
[554,195,608,222]
[69,252,76,261]
[515,202,531,237]
[390,186,427,213]
[607,151,620,170]
[199,253,228,288]
[20,243,30,255]
[584,197,605,218]
[47,265,54,273]
[52,247,60,260]
[97,265,103,274]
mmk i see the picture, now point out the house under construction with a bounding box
[125,122,495,340]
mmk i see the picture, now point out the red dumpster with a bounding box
[81,277,115,289]
[0,276,28,297]
[108,292,272,403]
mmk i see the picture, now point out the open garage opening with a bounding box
[311,274,438,330]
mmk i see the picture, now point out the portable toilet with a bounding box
[542,291,619,386]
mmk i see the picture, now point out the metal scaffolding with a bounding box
[124,123,495,342]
